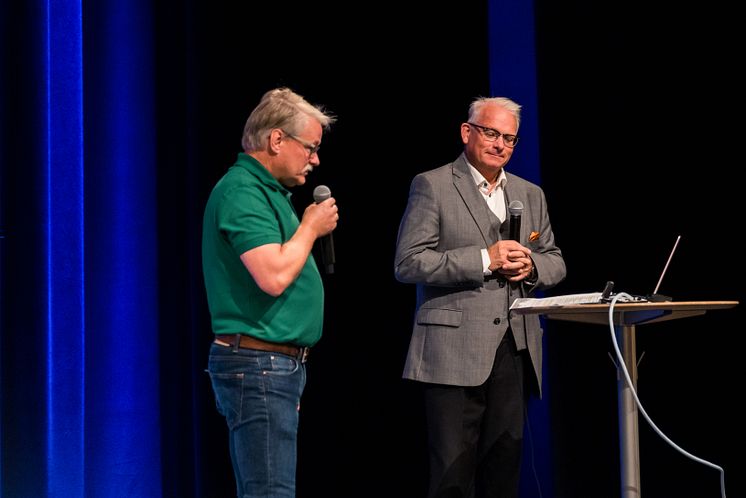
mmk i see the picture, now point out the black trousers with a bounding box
[423,331,527,498]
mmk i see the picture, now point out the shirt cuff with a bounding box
[481,248,492,275]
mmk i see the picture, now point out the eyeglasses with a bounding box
[283,131,321,156]
[467,122,519,148]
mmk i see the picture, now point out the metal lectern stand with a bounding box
[512,300,738,498]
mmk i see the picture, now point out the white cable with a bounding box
[524,406,544,498]
[608,292,726,498]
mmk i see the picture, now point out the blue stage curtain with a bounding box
[488,1,553,496]
[1,1,160,496]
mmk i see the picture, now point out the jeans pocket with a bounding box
[208,372,244,428]
[265,354,300,376]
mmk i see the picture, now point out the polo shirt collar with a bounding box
[235,152,292,197]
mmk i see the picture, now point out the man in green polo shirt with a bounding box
[203,87,337,498]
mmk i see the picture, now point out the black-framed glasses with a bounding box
[283,131,321,156]
[467,122,519,147]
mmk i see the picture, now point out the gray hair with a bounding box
[468,96,522,129]
[241,87,336,151]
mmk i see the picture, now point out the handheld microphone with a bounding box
[508,200,523,241]
[312,185,336,274]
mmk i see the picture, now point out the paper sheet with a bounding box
[510,292,604,310]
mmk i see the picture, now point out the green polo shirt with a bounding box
[202,153,323,346]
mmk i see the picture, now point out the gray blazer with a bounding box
[394,154,566,394]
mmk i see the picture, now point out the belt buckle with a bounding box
[298,347,310,363]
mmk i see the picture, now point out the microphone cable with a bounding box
[608,292,727,498]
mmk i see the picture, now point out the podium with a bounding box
[512,300,739,498]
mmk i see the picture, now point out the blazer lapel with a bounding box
[452,154,495,246]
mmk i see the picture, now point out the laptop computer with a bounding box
[601,235,680,303]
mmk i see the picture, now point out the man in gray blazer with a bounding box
[394,96,566,498]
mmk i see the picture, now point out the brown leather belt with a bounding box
[214,334,310,363]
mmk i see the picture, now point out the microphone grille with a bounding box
[313,185,332,203]
[508,200,524,216]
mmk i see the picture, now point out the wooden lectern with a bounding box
[512,300,739,498]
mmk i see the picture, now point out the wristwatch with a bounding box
[524,263,538,286]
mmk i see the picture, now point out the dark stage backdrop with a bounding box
[2,0,743,497]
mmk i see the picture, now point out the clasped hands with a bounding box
[488,239,533,282]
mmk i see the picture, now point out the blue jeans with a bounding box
[207,343,307,498]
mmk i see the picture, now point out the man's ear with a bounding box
[460,123,471,145]
[268,128,284,154]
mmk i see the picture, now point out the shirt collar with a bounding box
[467,161,507,191]
[235,152,291,197]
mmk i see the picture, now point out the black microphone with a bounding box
[508,200,523,241]
[312,185,336,274]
